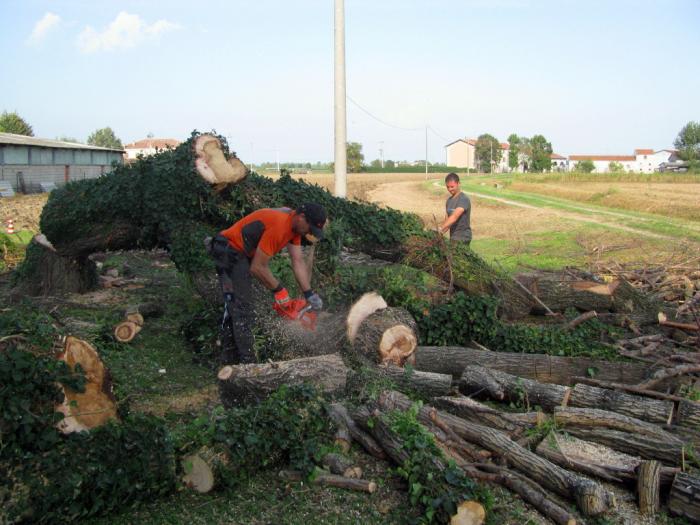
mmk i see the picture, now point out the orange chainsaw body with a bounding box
[273,298,317,331]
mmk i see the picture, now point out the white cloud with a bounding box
[77,12,180,53]
[28,12,61,44]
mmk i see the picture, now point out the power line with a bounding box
[346,95,423,132]
[427,125,450,143]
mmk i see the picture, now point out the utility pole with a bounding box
[490,141,493,174]
[276,149,280,173]
[425,125,428,180]
[379,141,384,169]
[334,0,347,197]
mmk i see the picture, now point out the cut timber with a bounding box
[322,453,362,478]
[113,320,142,343]
[346,292,387,342]
[326,403,386,460]
[669,472,700,523]
[334,426,351,454]
[637,460,661,515]
[351,307,417,366]
[55,336,118,433]
[217,354,347,407]
[450,501,486,525]
[677,400,700,430]
[569,384,674,425]
[414,345,651,384]
[553,407,676,442]
[278,470,376,493]
[380,364,452,397]
[194,134,248,186]
[460,365,571,411]
[378,391,615,517]
[124,312,144,326]
[181,445,230,493]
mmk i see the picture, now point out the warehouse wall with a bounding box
[0,164,112,193]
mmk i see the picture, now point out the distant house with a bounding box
[0,132,123,193]
[123,138,180,160]
[445,138,510,172]
[550,153,567,171]
[568,148,679,173]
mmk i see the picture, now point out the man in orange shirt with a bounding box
[210,203,327,364]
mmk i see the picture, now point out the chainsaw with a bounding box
[273,298,318,331]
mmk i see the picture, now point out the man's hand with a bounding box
[304,290,323,311]
[273,287,291,307]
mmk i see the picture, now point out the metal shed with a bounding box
[0,132,124,193]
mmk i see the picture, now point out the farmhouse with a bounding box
[445,138,510,172]
[568,148,679,173]
[0,132,124,193]
[124,138,180,160]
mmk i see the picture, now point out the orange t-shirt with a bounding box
[220,208,301,257]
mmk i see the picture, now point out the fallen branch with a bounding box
[278,470,377,493]
[636,364,700,391]
[566,311,597,331]
[571,376,688,403]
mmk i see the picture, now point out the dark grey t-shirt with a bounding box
[446,191,472,241]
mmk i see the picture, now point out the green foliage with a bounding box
[528,134,553,173]
[87,127,123,149]
[174,385,330,487]
[608,161,624,173]
[386,403,485,523]
[507,133,520,170]
[674,121,700,162]
[475,134,502,173]
[574,159,596,173]
[0,110,34,136]
[346,142,365,173]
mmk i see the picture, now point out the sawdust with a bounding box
[131,385,220,417]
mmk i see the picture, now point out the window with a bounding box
[30,148,53,165]
[2,146,29,164]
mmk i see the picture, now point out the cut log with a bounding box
[377,390,615,517]
[194,134,248,186]
[113,320,142,343]
[322,453,362,478]
[351,307,418,366]
[637,460,661,515]
[181,445,230,493]
[677,399,700,430]
[55,336,118,433]
[571,376,687,402]
[122,302,164,320]
[536,431,680,485]
[561,427,683,465]
[334,426,352,454]
[414,345,651,384]
[450,501,486,525]
[325,403,386,459]
[217,354,348,407]
[278,470,377,493]
[637,364,700,390]
[553,407,676,442]
[432,395,544,438]
[124,312,144,326]
[460,365,571,411]
[569,384,674,425]
[380,364,452,397]
[346,292,387,342]
[669,472,700,523]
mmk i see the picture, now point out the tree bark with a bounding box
[278,470,377,493]
[637,460,661,515]
[322,453,362,478]
[459,365,571,412]
[351,307,418,366]
[553,407,677,442]
[325,402,386,459]
[380,364,452,397]
[413,345,651,384]
[669,472,700,523]
[377,390,615,517]
[677,399,700,431]
[568,384,674,425]
[217,353,348,407]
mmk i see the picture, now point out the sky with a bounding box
[1,0,699,163]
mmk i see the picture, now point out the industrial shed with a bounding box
[0,132,124,193]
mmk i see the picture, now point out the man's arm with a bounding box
[287,243,311,292]
[439,207,465,233]
[250,249,279,290]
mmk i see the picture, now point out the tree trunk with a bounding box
[380,364,452,397]
[432,395,543,438]
[377,390,615,517]
[553,407,677,442]
[322,453,362,478]
[217,354,348,407]
[325,402,386,459]
[677,399,700,430]
[181,445,230,493]
[55,336,118,433]
[459,365,571,412]
[351,307,418,366]
[669,472,700,523]
[637,460,661,515]
[278,470,377,493]
[413,345,651,384]
[568,384,674,425]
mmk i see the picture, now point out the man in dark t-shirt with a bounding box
[438,172,472,245]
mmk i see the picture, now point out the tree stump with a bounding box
[350,306,418,366]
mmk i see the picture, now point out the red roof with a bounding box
[634,149,654,155]
[124,138,180,150]
[500,143,509,150]
[569,155,635,162]
[550,153,566,160]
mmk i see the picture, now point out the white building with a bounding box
[568,148,679,173]
[123,138,180,160]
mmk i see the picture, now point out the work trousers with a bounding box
[211,235,256,364]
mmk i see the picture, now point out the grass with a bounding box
[514,171,700,184]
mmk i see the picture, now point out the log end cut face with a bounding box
[346,292,388,343]
[450,501,486,525]
[194,134,248,185]
[182,455,215,494]
[379,325,417,366]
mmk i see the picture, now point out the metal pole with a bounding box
[379,141,384,169]
[334,0,347,197]
[425,125,428,180]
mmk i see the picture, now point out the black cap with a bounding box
[297,203,327,241]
